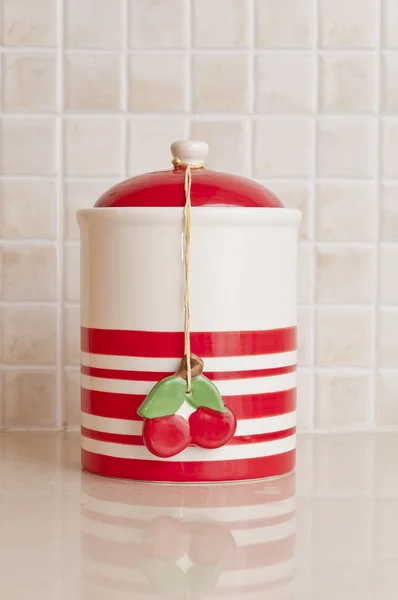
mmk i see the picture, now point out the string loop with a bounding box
[172,158,203,393]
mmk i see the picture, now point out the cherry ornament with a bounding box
[137,355,237,458]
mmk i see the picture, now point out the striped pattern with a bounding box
[81,327,297,482]
[81,473,296,599]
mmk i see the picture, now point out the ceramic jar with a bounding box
[77,140,301,482]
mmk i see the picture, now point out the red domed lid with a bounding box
[95,140,284,209]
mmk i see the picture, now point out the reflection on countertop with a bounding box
[0,431,397,599]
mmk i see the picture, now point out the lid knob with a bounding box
[171,140,209,168]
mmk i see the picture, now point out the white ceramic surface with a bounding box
[78,207,301,331]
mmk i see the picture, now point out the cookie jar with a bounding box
[77,140,301,482]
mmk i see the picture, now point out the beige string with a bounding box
[172,158,202,394]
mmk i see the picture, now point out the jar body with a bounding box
[78,207,301,482]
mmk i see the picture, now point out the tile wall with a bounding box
[0,0,396,429]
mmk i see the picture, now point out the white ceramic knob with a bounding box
[170,140,209,167]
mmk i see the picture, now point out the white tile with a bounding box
[296,435,314,496]
[316,308,372,366]
[64,245,80,303]
[129,55,188,112]
[1,246,56,301]
[315,373,370,430]
[65,0,123,49]
[193,0,248,47]
[380,245,398,305]
[1,118,56,175]
[190,119,248,175]
[376,371,398,428]
[317,118,376,178]
[298,306,311,366]
[3,0,56,47]
[382,119,398,177]
[378,309,398,368]
[381,183,398,242]
[2,371,56,427]
[298,243,312,304]
[64,180,118,241]
[320,55,375,113]
[256,55,315,113]
[316,182,376,242]
[255,0,314,48]
[266,181,311,240]
[383,0,398,48]
[383,55,398,113]
[297,369,313,431]
[320,0,377,48]
[3,54,56,111]
[375,434,398,496]
[0,180,56,239]
[128,117,188,176]
[64,369,80,427]
[1,306,56,365]
[64,117,123,177]
[129,0,188,48]
[64,306,80,366]
[254,118,313,177]
[193,54,249,113]
[65,54,122,111]
[316,247,373,303]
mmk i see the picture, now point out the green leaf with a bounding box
[137,376,186,419]
[187,375,226,413]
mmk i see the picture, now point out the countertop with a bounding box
[0,431,397,600]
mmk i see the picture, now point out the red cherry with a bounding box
[142,415,191,458]
[141,516,190,561]
[189,406,236,449]
[188,522,236,566]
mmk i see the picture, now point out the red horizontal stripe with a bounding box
[81,327,296,358]
[81,426,296,447]
[81,472,295,507]
[81,388,296,421]
[82,449,295,482]
[81,364,296,381]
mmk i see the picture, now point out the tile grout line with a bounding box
[370,0,383,432]
[307,4,319,600]
[370,0,383,570]
[55,0,65,428]
[247,0,255,178]
[54,4,65,600]
[2,45,398,55]
[121,0,129,177]
[187,0,193,122]
[0,0,4,427]
[309,0,319,437]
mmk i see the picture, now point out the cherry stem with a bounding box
[176,354,204,381]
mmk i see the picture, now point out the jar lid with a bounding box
[95,140,284,208]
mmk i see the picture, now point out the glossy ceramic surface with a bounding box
[94,169,284,208]
[77,140,301,482]
[4,431,395,600]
